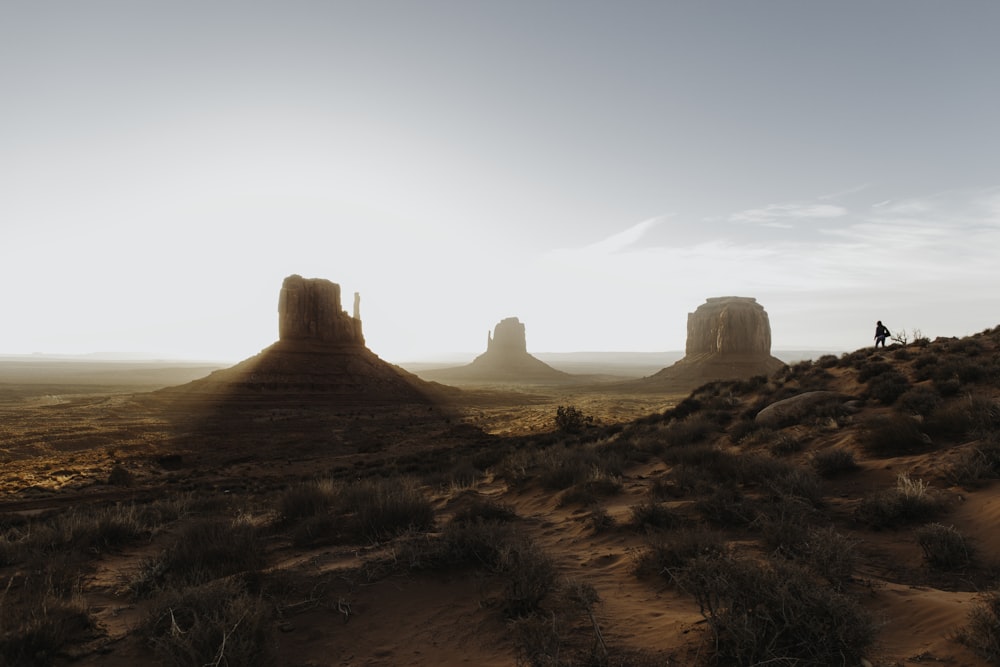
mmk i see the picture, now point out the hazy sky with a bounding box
[3,1,999,362]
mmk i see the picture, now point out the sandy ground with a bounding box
[2,341,1000,666]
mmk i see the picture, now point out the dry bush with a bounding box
[141,579,274,667]
[662,414,718,447]
[810,448,860,477]
[343,477,435,542]
[866,370,910,405]
[800,526,860,590]
[107,464,134,487]
[634,528,727,583]
[958,591,1000,662]
[896,385,942,417]
[678,554,875,666]
[536,447,602,491]
[916,523,975,570]
[859,414,929,457]
[276,479,337,524]
[0,597,92,667]
[946,437,1000,488]
[130,517,265,596]
[555,405,593,433]
[587,505,616,534]
[856,474,945,529]
[926,394,1000,439]
[768,432,804,456]
[559,472,623,507]
[628,501,683,532]
[450,499,518,525]
[696,487,758,528]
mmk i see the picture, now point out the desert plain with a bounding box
[3,327,1000,666]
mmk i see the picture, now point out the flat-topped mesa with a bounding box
[685,296,772,356]
[278,274,364,345]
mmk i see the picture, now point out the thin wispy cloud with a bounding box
[728,202,849,227]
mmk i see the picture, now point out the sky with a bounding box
[2,1,999,363]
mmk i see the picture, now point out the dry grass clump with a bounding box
[678,554,875,666]
[140,578,274,667]
[916,523,975,570]
[0,596,92,667]
[558,471,623,507]
[958,591,1000,663]
[856,474,945,529]
[278,476,435,547]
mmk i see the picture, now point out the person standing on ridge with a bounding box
[874,320,891,348]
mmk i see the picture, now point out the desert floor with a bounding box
[2,337,1000,666]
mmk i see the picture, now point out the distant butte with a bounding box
[419,317,571,384]
[160,275,448,405]
[625,296,786,392]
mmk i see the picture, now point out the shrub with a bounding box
[496,540,559,618]
[958,591,1000,662]
[697,488,757,528]
[856,474,944,528]
[555,405,592,433]
[857,360,894,382]
[801,526,859,590]
[0,600,92,667]
[276,480,337,524]
[451,499,518,525]
[866,370,910,405]
[141,579,274,667]
[811,448,860,477]
[537,448,602,491]
[629,501,682,532]
[107,464,134,487]
[559,474,623,506]
[345,478,435,542]
[896,386,942,416]
[946,438,1000,488]
[859,414,929,457]
[131,517,265,595]
[679,555,875,665]
[917,523,974,570]
[634,528,727,583]
[768,432,804,456]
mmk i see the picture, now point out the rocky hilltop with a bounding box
[627,296,786,392]
[418,317,571,384]
[161,275,447,405]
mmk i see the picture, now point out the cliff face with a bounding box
[278,274,364,345]
[486,317,528,355]
[685,297,772,356]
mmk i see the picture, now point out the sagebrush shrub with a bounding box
[679,555,875,665]
[917,523,974,570]
[860,414,929,457]
[959,591,1000,662]
[811,448,859,477]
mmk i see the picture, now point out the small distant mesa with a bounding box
[160,275,446,405]
[419,316,570,383]
[629,296,786,391]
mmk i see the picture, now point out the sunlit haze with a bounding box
[3,2,999,363]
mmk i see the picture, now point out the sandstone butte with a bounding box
[624,296,786,392]
[159,275,448,406]
[418,316,571,383]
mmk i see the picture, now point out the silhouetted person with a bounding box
[874,320,891,348]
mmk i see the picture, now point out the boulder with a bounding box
[754,391,855,427]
